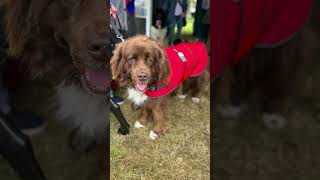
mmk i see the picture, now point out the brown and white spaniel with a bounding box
[2,0,113,165]
[111,35,208,139]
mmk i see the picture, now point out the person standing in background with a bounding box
[126,0,137,36]
[111,0,137,36]
[110,0,128,31]
[162,0,188,45]
[202,5,210,53]
[193,0,210,43]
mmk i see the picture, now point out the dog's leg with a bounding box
[191,79,202,103]
[135,108,151,128]
[93,144,108,180]
[86,143,108,180]
[217,65,249,119]
[176,85,187,99]
[189,77,202,103]
[260,79,289,129]
[255,47,299,129]
[260,81,289,129]
[150,104,168,140]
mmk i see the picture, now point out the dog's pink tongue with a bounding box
[84,67,109,91]
[135,83,147,92]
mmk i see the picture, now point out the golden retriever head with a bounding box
[111,35,170,92]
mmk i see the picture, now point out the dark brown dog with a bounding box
[111,35,208,139]
[111,35,169,139]
[216,33,305,129]
[3,0,111,148]
[211,0,314,129]
[213,27,314,130]
[2,0,111,178]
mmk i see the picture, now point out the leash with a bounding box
[107,11,130,135]
[110,13,125,46]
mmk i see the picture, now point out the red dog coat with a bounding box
[211,0,313,79]
[145,42,208,98]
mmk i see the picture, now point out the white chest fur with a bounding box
[55,83,107,141]
[127,87,149,106]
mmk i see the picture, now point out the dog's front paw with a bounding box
[178,94,187,99]
[68,128,96,152]
[262,113,287,129]
[134,121,145,128]
[191,97,200,103]
[149,130,159,140]
[218,105,243,119]
[131,103,140,110]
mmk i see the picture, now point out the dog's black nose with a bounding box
[88,39,108,58]
[138,74,147,82]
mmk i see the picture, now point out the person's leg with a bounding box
[176,16,183,40]
[167,22,175,46]
[194,8,206,40]
[127,14,137,37]
[201,24,210,43]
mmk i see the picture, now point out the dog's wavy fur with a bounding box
[111,35,206,138]
[2,0,111,177]
[213,26,316,129]
[111,35,170,137]
[2,3,111,178]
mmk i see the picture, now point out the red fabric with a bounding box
[111,80,119,90]
[211,0,241,79]
[211,0,313,79]
[145,42,208,98]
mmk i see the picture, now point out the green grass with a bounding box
[110,83,210,180]
[182,18,194,35]
[172,17,194,36]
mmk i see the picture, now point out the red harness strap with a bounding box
[145,42,208,98]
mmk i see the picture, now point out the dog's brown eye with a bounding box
[128,58,135,64]
[147,58,154,64]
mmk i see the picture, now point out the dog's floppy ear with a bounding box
[157,46,170,82]
[3,0,31,56]
[110,42,125,81]
[3,0,52,57]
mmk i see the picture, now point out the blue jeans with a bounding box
[167,16,183,45]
